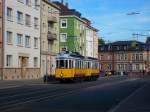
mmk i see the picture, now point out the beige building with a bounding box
[0,0,3,80]
[99,40,150,76]
[41,0,60,77]
[0,0,41,80]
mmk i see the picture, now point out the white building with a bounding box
[86,26,99,58]
[86,27,94,57]
[3,0,41,80]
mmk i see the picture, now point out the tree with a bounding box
[98,38,105,45]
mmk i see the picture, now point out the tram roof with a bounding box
[56,51,84,59]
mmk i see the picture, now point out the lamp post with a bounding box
[129,61,132,77]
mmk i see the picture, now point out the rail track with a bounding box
[0,76,132,112]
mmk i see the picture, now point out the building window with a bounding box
[26,0,31,6]
[108,64,112,70]
[17,11,23,24]
[61,19,67,28]
[132,54,135,60]
[25,35,30,48]
[25,14,31,26]
[136,64,140,71]
[139,54,143,61]
[60,33,67,42]
[16,33,23,46]
[34,37,38,48]
[136,54,139,61]
[17,0,24,3]
[7,7,13,21]
[6,55,12,67]
[6,31,13,44]
[34,57,38,67]
[34,0,39,9]
[34,17,39,29]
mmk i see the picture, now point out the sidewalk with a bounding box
[0,78,44,89]
[112,79,150,112]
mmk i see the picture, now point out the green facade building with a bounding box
[53,1,87,56]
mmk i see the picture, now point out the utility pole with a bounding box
[132,33,149,41]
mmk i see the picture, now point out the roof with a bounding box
[112,41,145,45]
[56,51,84,59]
[53,1,81,17]
[43,0,60,10]
[98,40,148,52]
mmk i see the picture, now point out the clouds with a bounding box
[64,0,150,42]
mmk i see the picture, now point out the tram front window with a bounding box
[59,60,65,69]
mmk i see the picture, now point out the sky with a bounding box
[57,0,150,42]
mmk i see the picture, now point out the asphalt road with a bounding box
[0,76,147,112]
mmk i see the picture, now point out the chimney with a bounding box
[66,2,68,8]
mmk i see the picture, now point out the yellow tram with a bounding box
[55,51,100,82]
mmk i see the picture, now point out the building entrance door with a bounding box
[20,57,28,79]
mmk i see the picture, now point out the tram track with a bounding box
[0,76,130,112]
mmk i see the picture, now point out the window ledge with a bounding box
[7,43,13,45]
[17,45,23,47]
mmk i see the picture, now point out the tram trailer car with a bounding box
[55,51,100,82]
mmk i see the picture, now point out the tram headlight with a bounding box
[60,73,63,78]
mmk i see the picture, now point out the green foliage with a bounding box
[131,41,137,48]
[98,38,105,45]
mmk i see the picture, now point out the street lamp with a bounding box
[129,61,132,77]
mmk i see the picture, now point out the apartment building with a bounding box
[1,0,41,80]
[41,0,60,77]
[0,0,3,80]
[93,28,99,58]
[99,40,150,76]
[53,1,86,56]
[84,18,99,58]
[54,1,99,58]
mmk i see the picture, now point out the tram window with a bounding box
[72,60,74,68]
[69,60,72,68]
[79,61,81,69]
[82,61,84,69]
[75,60,78,68]
[60,60,65,68]
[65,60,68,68]
[88,62,90,68]
[56,60,59,68]
[80,61,82,69]
[86,62,88,69]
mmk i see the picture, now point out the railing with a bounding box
[48,16,57,23]
[47,32,57,41]
[48,27,57,34]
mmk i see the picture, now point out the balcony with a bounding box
[48,15,57,23]
[47,31,57,41]
[48,27,57,34]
